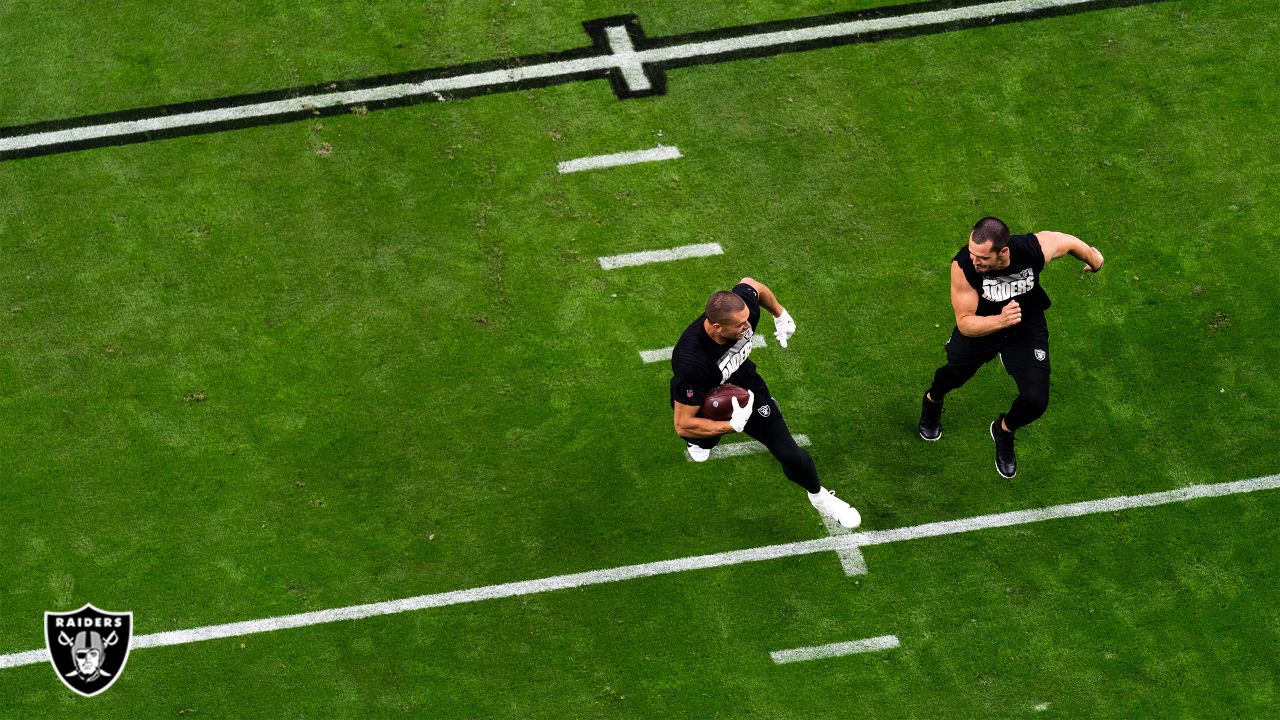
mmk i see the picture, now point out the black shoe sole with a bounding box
[989,421,1017,478]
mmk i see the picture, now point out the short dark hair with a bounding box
[970,216,1010,251]
[705,291,747,325]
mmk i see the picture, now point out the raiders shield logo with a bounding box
[1035,349,1047,362]
[45,604,133,697]
[757,403,772,418]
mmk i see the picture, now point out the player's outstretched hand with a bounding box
[729,390,755,432]
[773,309,796,348]
[1000,299,1022,328]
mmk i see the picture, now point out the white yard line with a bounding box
[0,649,46,671]
[558,145,681,174]
[696,433,811,462]
[639,347,675,364]
[641,334,765,364]
[0,0,1127,156]
[3,472,1276,671]
[598,242,723,270]
[604,26,652,92]
[819,514,868,576]
[638,0,1093,65]
[0,57,615,154]
[770,634,899,664]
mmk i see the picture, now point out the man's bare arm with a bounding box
[738,277,784,317]
[1036,231,1104,271]
[951,261,1022,337]
[673,401,734,438]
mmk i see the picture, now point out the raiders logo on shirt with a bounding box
[981,268,1036,303]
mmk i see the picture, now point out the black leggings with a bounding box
[928,321,1052,433]
[684,396,821,493]
[929,363,1050,432]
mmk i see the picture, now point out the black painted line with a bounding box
[0,0,1166,161]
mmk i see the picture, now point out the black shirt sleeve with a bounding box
[731,282,763,331]
[670,360,711,407]
[670,339,715,407]
[1016,234,1046,271]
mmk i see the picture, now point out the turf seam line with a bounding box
[0,0,1168,160]
[2,472,1274,671]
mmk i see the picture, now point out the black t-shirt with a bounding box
[670,283,769,408]
[954,233,1052,321]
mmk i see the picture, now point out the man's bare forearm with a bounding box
[759,287,783,317]
[676,417,735,438]
[743,277,784,317]
[957,314,1007,337]
[1068,240,1104,270]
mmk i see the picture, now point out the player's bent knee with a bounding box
[1023,392,1049,420]
[777,446,811,470]
[1030,389,1050,412]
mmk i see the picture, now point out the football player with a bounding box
[670,277,860,528]
[918,217,1103,477]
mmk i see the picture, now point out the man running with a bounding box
[671,278,860,528]
[918,217,1104,477]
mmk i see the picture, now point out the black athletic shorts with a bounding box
[945,315,1050,374]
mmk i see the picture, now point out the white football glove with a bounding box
[729,390,756,433]
[773,309,796,348]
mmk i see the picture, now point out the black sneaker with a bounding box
[919,392,942,441]
[990,415,1017,478]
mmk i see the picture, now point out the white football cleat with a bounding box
[808,487,861,529]
[686,443,711,463]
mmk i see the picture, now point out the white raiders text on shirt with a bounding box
[716,327,754,384]
[982,268,1035,303]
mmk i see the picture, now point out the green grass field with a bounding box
[2,1,1278,717]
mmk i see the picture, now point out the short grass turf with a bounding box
[1,1,1278,717]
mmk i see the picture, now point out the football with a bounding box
[700,384,751,421]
